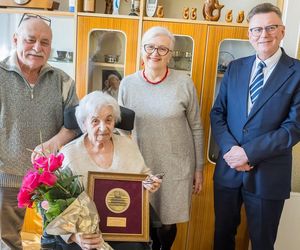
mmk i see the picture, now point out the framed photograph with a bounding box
[87,172,149,242]
[101,69,122,100]
[102,69,122,88]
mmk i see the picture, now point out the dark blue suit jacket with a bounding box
[210,49,300,200]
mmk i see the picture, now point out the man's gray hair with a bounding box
[141,26,175,51]
[247,3,282,22]
[75,91,121,132]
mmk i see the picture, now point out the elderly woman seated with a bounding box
[56,91,161,250]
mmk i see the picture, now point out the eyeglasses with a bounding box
[249,24,283,37]
[143,44,172,56]
[18,13,51,28]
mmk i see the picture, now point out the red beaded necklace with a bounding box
[142,67,169,85]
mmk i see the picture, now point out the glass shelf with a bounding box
[168,35,193,74]
[48,58,73,63]
[91,62,124,68]
[87,29,126,98]
[208,39,255,164]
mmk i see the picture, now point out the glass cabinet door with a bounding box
[168,35,193,76]
[208,39,255,163]
[87,30,126,99]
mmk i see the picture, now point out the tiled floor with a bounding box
[21,232,41,250]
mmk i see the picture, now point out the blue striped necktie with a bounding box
[250,61,266,104]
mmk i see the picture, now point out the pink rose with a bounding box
[48,153,64,172]
[39,171,57,186]
[17,188,33,208]
[41,200,49,210]
[33,156,48,170]
[22,171,40,192]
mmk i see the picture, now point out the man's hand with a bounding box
[193,169,203,194]
[235,163,254,172]
[224,146,249,168]
[31,127,77,162]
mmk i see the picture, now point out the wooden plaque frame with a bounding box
[87,171,149,242]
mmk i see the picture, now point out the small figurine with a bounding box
[182,7,189,19]
[112,0,120,15]
[225,10,233,22]
[105,0,113,14]
[157,5,164,18]
[190,8,197,20]
[203,0,224,21]
[236,10,245,23]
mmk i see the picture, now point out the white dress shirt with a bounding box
[248,48,282,114]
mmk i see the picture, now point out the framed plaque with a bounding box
[87,171,149,242]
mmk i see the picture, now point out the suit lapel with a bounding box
[247,51,295,121]
[237,56,255,121]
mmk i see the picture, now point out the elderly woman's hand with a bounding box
[70,232,104,250]
[193,169,203,194]
[143,174,162,193]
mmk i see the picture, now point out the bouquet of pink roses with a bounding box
[17,152,84,228]
[18,152,113,250]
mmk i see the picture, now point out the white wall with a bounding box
[281,0,300,57]
[275,192,300,250]
[0,14,19,60]
[280,0,300,192]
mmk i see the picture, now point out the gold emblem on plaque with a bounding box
[105,188,130,213]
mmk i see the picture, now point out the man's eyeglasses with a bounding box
[143,44,172,56]
[18,13,51,28]
[249,24,283,37]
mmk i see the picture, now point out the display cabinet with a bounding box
[185,24,251,250]
[76,16,139,98]
[86,29,125,97]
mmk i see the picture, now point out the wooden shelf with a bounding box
[142,16,249,27]
[0,8,74,17]
[77,12,139,20]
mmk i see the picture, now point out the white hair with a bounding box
[75,91,121,132]
[16,17,52,39]
[141,26,175,51]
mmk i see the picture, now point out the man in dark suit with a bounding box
[210,3,300,250]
